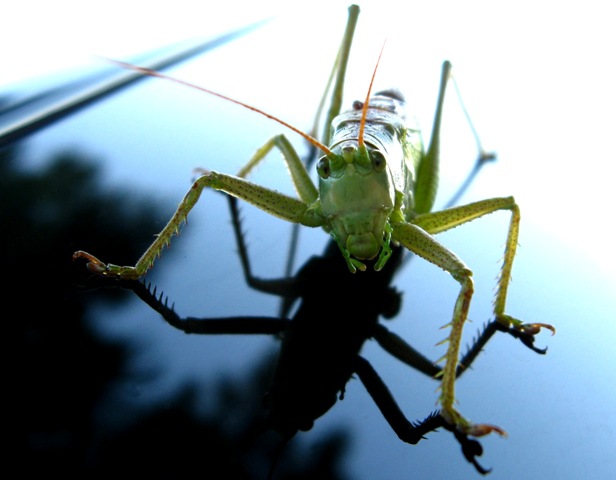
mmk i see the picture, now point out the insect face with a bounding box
[318,143,395,261]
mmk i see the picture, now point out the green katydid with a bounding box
[73,4,554,438]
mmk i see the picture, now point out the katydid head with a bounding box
[317,140,395,270]
[314,44,409,273]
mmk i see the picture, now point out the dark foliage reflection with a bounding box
[6,144,348,479]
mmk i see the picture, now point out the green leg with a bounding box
[236,134,318,203]
[391,221,499,437]
[316,4,360,147]
[412,196,553,335]
[392,196,554,436]
[413,60,497,216]
[413,60,451,215]
[74,135,325,279]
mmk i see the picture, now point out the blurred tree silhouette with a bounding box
[4,143,348,478]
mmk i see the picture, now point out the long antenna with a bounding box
[99,57,334,156]
[358,40,386,147]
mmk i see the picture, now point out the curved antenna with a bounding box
[358,41,387,147]
[98,57,333,156]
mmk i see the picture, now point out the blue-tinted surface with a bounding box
[5,1,615,479]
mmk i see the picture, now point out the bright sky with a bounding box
[1,0,302,87]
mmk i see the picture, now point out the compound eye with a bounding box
[317,156,331,178]
[371,151,386,172]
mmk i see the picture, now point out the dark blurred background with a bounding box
[5,142,353,478]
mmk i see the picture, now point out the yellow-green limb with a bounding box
[414,61,452,215]
[413,196,521,328]
[74,134,326,280]
[236,134,318,203]
[390,222,479,432]
[317,4,360,146]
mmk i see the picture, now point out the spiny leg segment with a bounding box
[391,196,554,435]
[74,134,324,279]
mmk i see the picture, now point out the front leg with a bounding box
[74,135,326,280]
[412,197,555,338]
[391,222,505,438]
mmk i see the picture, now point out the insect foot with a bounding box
[72,250,141,280]
[435,412,501,475]
[517,322,556,336]
[447,427,492,475]
[440,408,507,440]
[464,423,508,438]
[495,315,556,354]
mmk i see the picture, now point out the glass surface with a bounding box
[5,1,614,479]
